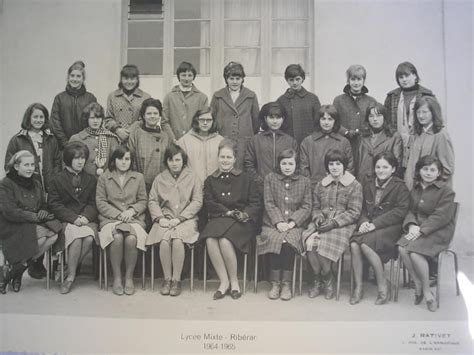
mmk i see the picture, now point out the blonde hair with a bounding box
[6,150,35,173]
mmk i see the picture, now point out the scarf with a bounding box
[85,127,117,168]
[6,169,35,190]
[397,92,416,168]
[66,84,86,97]
[141,121,161,133]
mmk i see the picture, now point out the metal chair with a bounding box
[58,243,102,289]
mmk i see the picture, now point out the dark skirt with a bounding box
[352,225,401,263]
[199,216,256,253]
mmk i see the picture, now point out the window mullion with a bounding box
[261,0,272,103]
[121,0,129,67]
[163,0,174,91]
[211,0,224,94]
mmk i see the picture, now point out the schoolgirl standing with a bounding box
[257,149,311,300]
[211,62,260,170]
[50,60,97,149]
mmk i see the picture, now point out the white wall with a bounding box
[1,0,472,253]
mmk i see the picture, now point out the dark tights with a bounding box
[268,244,295,271]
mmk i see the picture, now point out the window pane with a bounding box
[130,0,163,15]
[272,20,308,46]
[174,21,210,47]
[272,48,307,74]
[272,0,308,18]
[128,49,163,75]
[224,21,260,47]
[175,0,210,19]
[128,21,163,48]
[224,0,261,18]
[225,49,260,75]
[174,49,210,75]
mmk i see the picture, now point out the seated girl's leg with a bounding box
[280,244,295,300]
[306,251,321,275]
[79,236,93,263]
[410,252,433,302]
[351,242,364,290]
[171,239,185,281]
[66,238,83,282]
[206,238,230,293]
[35,234,58,260]
[361,244,387,292]
[318,253,335,300]
[159,240,172,281]
[218,238,239,292]
[109,231,124,288]
[267,253,282,299]
[124,234,138,288]
[398,246,422,295]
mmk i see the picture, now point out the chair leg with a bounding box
[99,247,103,289]
[449,249,460,296]
[254,251,258,293]
[104,248,108,291]
[151,245,155,292]
[190,247,194,292]
[349,251,354,296]
[336,256,342,301]
[299,255,303,296]
[203,245,207,293]
[437,251,443,309]
[390,259,395,301]
[292,254,297,297]
[142,250,146,290]
[402,263,407,287]
[394,257,401,302]
[243,253,247,294]
[46,249,50,290]
[60,251,65,285]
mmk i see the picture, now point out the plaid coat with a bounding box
[277,87,321,145]
[308,172,363,262]
[300,131,354,188]
[104,88,151,131]
[258,173,311,255]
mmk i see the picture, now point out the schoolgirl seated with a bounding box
[303,149,362,299]
[398,155,456,312]
[0,151,60,293]
[350,152,409,305]
[257,149,311,300]
[199,139,260,300]
[148,144,203,296]
[48,141,98,294]
[96,146,148,296]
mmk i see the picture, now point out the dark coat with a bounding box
[352,176,410,262]
[399,181,456,258]
[50,85,97,148]
[4,129,62,192]
[277,87,321,145]
[199,169,261,252]
[333,85,376,133]
[0,177,60,263]
[244,130,298,194]
[211,86,260,170]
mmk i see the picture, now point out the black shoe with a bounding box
[323,272,335,300]
[10,263,27,292]
[415,290,424,305]
[213,288,229,300]
[0,266,8,294]
[27,259,45,280]
[230,289,242,299]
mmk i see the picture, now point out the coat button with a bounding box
[356,112,360,115]
[221,192,225,196]
[175,204,179,208]
[227,192,231,196]
[329,207,333,211]
[155,148,160,152]
[420,200,424,203]
[284,210,289,215]
[221,176,224,179]
[284,196,288,200]
[285,183,289,188]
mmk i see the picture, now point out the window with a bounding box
[124,0,313,101]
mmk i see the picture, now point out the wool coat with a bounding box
[199,169,261,253]
[104,88,151,131]
[300,131,354,188]
[211,86,260,170]
[50,85,97,149]
[356,131,403,181]
[352,176,410,262]
[4,129,62,192]
[96,170,148,229]
[244,130,298,194]
[258,173,311,255]
[0,176,60,263]
[162,85,209,141]
[399,181,456,258]
[127,121,170,191]
[177,130,224,184]
[69,129,120,177]
[307,172,363,262]
[277,87,321,144]
[147,167,203,245]
[404,128,454,190]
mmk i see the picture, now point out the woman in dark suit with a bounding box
[48,142,98,294]
[398,155,456,312]
[199,138,260,300]
[350,152,409,305]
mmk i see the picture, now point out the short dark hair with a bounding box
[81,102,104,121]
[164,143,188,170]
[139,98,163,119]
[63,141,89,168]
[21,103,50,131]
[259,102,286,131]
[108,145,134,171]
[191,107,218,133]
[284,64,305,81]
[218,138,238,157]
[176,61,197,80]
[414,155,444,183]
[276,148,298,174]
[372,151,398,172]
[413,96,444,135]
[223,61,245,81]
[315,105,341,133]
[324,149,348,173]
[118,64,140,89]
[395,61,419,86]
[346,64,367,81]
[363,102,393,137]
